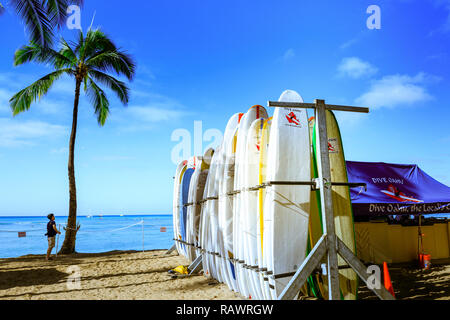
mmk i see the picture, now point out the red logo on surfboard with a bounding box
[328,142,335,152]
[286,112,301,126]
[381,184,423,203]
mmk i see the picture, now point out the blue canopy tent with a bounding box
[346,161,450,219]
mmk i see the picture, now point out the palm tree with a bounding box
[10,29,136,254]
[1,0,83,47]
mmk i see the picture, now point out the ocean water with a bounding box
[0,215,173,258]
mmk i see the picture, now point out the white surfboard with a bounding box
[173,160,187,255]
[187,149,214,262]
[242,117,268,300]
[220,125,241,292]
[233,105,268,298]
[257,118,272,300]
[201,146,223,280]
[264,90,310,299]
[216,113,243,290]
[186,156,202,262]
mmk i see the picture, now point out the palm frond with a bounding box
[73,30,85,56]
[85,78,110,126]
[59,38,78,66]
[45,0,84,28]
[10,0,53,47]
[9,69,72,115]
[88,70,130,105]
[81,29,117,61]
[14,43,74,68]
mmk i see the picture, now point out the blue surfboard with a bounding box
[180,168,194,255]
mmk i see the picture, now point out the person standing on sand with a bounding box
[46,214,61,261]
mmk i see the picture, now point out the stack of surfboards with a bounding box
[172,90,358,300]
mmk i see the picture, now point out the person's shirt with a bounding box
[47,221,57,237]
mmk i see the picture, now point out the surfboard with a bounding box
[233,105,268,298]
[257,117,272,300]
[200,150,215,278]
[217,113,244,291]
[221,126,241,293]
[173,160,188,255]
[201,144,225,280]
[264,90,310,299]
[186,156,202,262]
[312,110,358,300]
[211,114,244,287]
[180,166,194,258]
[307,117,327,299]
[210,145,225,283]
[243,117,268,300]
[186,149,214,263]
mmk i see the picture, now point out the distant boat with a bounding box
[86,215,92,218]
[120,214,124,217]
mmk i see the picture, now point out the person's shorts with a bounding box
[48,237,55,248]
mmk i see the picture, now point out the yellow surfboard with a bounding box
[257,117,272,300]
[312,111,358,300]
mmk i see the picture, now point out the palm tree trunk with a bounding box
[59,79,82,254]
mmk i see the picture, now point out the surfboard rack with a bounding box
[166,244,177,255]
[267,99,395,301]
[188,255,203,275]
[247,181,366,192]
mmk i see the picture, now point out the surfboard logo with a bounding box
[381,184,424,203]
[328,138,339,153]
[285,112,301,126]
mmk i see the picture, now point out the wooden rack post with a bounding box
[268,99,395,300]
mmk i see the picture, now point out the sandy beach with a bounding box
[1,250,449,300]
[0,250,241,300]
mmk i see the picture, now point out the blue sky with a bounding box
[0,0,449,216]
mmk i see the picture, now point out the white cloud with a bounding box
[0,88,12,113]
[92,155,136,161]
[126,106,186,123]
[355,73,435,109]
[108,91,190,131]
[0,118,66,147]
[281,49,295,62]
[337,57,378,79]
[340,38,358,50]
[50,147,68,154]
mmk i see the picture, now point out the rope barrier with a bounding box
[0,229,43,233]
[62,220,144,233]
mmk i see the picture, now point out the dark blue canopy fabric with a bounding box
[346,161,450,217]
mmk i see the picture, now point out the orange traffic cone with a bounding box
[383,262,395,297]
